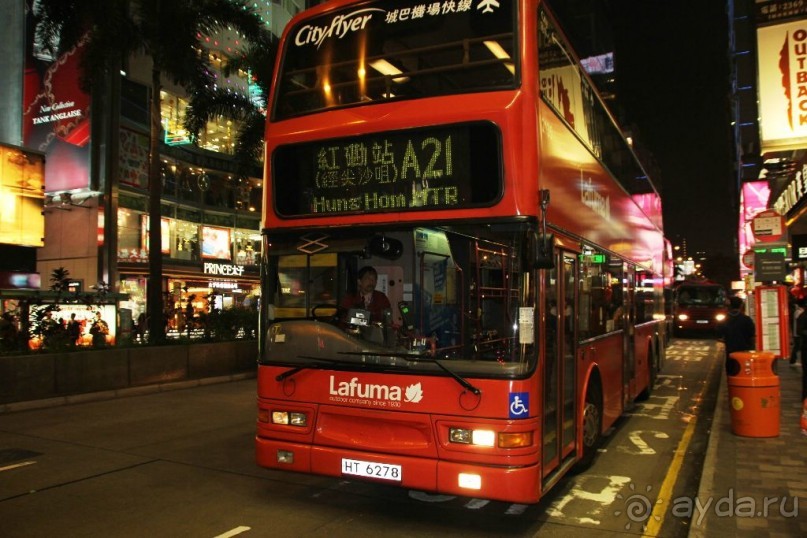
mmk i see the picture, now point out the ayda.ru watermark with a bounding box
[614,484,800,529]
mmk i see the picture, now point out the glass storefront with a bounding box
[117,93,263,342]
[117,208,261,266]
[118,272,259,340]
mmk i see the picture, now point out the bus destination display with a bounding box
[273,122,501,217]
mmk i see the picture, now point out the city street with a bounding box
[0,338,722,537]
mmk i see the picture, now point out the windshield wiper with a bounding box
[403,355,482,396]
[275,356,362,382]
[277,352,481,396]
[336,350,481,395]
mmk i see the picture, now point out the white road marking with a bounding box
[464,498,490,510]
[214,526,251,538]
[618,430,670,455]
[0,461,36,472]
[505,503,529,515]
[628,395,680,420]
[546,474,632,525]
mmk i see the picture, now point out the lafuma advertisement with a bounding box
[23,1,91,193]
[758,18,807,152]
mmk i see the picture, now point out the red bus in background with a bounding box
[671,280,729,337]
[255,0,668,504]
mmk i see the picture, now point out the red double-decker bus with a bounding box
[255,0,668,504]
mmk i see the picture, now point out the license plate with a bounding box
[696,320,708,324]
[341,458,402,482]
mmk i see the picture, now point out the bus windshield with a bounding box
[274,0,517,120]
[675,285,727,307]
[261,224,535,378]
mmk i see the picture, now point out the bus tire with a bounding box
[576,383,602,471]
[637,346,657,401]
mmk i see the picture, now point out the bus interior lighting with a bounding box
[482,40,515,75]
[368,59,410,83]
[458,473,482,490]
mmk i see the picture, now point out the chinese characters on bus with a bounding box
[310,130,462,214]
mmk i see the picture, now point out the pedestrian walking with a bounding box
[797,302,807,401]
[719,296,755,375]
[792,299,805,365]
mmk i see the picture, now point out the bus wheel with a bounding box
[637,347,657,401]
[577,385,602,471]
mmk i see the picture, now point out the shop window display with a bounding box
[118,209,147,262]
[171,219,200,261]
[234,229,260,266]
[202,226,232,260]
[160,89,246,156]
[28,304,117,350]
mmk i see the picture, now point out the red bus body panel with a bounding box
[256,366,544,503]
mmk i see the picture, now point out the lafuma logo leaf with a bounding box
[404,383,423,403]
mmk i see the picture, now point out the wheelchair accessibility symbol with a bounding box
[509,392,529,418]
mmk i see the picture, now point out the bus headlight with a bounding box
[271,411,307,426]
[677,314,689,321]
[449,427,495,446]
[449,428,532,448]
[715,313,726,322]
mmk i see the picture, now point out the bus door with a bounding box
[542,251,578,476]
[623,265,636,404]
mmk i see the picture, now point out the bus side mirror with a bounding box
[534,233,554,269]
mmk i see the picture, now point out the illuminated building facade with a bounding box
[0,0,306,333]
[730,0,807,283]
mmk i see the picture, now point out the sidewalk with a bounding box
[689,359,807,536]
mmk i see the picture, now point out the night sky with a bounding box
[608,1,736,257]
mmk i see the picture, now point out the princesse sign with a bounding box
[203,262,245,276]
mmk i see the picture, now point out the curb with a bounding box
[0,372,256,414]
[687,369,726,538]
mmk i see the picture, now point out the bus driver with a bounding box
[340,265,392,325]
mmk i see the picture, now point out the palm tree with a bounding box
[184,42,276,175]
[49,266,72,295]
[34,0,273,343]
